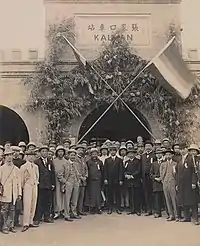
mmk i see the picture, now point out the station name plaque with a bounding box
[75,14,151,47]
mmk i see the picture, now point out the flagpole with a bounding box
[77,63,150,144]
[58,33,156,141]
[90,64,155,139]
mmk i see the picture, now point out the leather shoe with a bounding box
[194,221,199,226]
[65,218,73,222]
[22,226,29,232]
[44,219,53,223]
[166,217,175,221]
[29,224,39,228]
[116,210,122,215]
[78,212,87,216]
[127,212,134,215]
[33,221,40,226]
[70,214,81,219]
[107,210,112,215]
[2,229,9,234]
[144,212,152,216]
[10,227,17,233]
[96,209,102,214]
[136,212,141,216]
[181,218,191,222]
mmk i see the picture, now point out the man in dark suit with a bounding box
[104,144,123,214]
[124,148,142,215]
[141,140,155,215]
[150,148,164,218]
[34,145,56,225]
[176,144,199,225]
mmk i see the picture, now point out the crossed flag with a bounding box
[57,33,197,143]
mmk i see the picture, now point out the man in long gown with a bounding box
[85,148,103,214]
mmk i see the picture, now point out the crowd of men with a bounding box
[0,136,200,235]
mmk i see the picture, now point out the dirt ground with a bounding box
[0,213,200,246]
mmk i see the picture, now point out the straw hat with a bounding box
[18,141,26,147]
[188,144,199,152]
[4,148,14,156]
[90,148,99,154]
[27,142,36,148]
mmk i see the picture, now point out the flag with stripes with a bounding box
[60,35,94,95]
[149,37,197,100]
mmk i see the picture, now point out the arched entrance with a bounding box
[78,105,152,144]
[0,105,29,145]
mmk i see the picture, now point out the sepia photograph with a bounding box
[0,0,200,245]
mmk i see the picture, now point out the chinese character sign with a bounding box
[75,15,151,47]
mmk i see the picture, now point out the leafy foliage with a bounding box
[24,19,200,144]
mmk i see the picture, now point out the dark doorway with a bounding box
[0,105,29,145]
[78,105,151,144]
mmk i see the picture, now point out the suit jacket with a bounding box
[20,161,39,188]
[124,157,142,188]
[141,152,155,177]
[57,160,81,185]
[104,156,123,184]
[150,160,163,192]
[35,157,56,189]
[0,163,22,204]
[160,159,177,184]
[76,155,88,186]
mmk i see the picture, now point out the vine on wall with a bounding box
[24,19,200,144]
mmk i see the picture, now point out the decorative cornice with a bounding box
[44,0,182,4]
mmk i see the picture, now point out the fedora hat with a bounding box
[68,149,77,154]
[90,148,99,154]
[100,145,108,151]
[127,148,137,154]
[75,144,85,150]
[55,145,65,155]
[188,144,199,152]
[145,140,153,146]
[63,139,72,144]
[155,148,163,154]
[154,139,162,145]
[162,138,170,142]
[4,148,14,156]
[162,148,174,155]
[11,146,21,152]
[39,145,49,152]
[25,150,36,156]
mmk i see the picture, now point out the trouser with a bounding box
[34,188,52,222]
[153,191,163,215]
[0,202,15,230]
[163,183,178,218]
[14,210,20,226]
[23,184,38,226]
[107,184,121,210]
[143,176,153,213]
[128,187,141,213]
[121,185,129,208]
[77,186,86,213]
[64,182,79,219]
[183,205,198,221]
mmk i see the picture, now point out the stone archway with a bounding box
[78,105,152,144]
[0,105,29,145]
